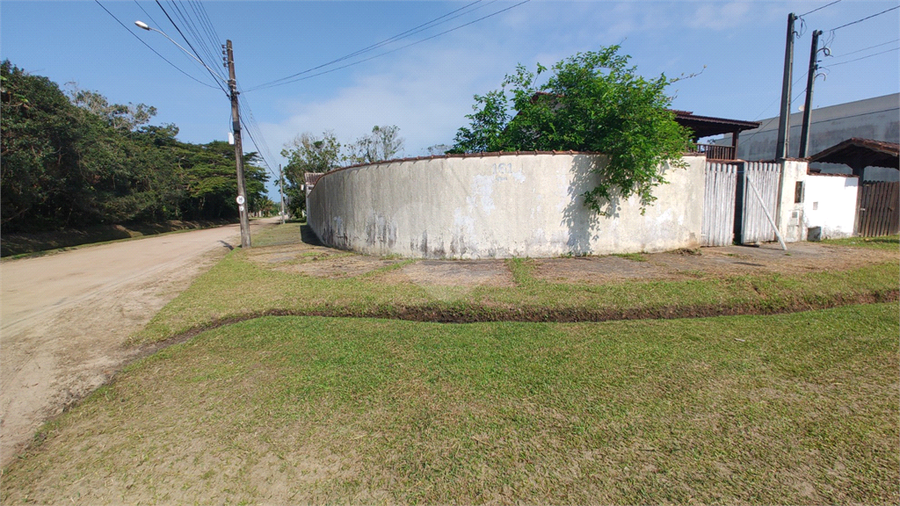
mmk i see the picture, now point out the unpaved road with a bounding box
[0,218,278,467]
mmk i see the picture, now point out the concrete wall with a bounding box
[722,93,899,181]
[777,159,809,243]
[308,152,707,259]
[802,174,859,239]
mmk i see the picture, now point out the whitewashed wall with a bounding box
[803,174,859,239]
[308,152,706,259]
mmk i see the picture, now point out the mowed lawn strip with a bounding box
[132,225,899,344]
[3,303,897,504]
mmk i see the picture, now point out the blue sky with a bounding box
[2,0,898,196]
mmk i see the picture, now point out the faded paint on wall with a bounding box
[308,153,706,259]
[803,174,859,239]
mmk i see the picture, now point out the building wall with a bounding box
[308,153,707,259]
[777,159,809,243]
[723,93,899,181]
[802,174,859,239]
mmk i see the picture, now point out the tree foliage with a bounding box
[347,125,404,165]
[450,46,692,214]
[0,61,268,233]
[280,126,404,217]
[280,131,343,218]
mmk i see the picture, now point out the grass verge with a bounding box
[3,304,897,504]
[130,226,898,344]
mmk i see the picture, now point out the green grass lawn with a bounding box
[3,304,897,504]
[132,225,898,345]
[3,224,897,504]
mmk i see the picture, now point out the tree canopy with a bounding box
[450,46,692,214]
[1,60,268,233]
[280,126,404,217]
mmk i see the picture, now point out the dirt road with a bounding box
[0,218,278,467]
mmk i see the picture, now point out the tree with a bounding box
[67,83,157,132]
[450,47,692,215]
[280,131,343,218]
[347,125,404,165]
[1,61,268,232]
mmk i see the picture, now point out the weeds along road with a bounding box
[0,218,279,467]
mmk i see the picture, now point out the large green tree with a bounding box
[450,46,692,214]
[280,131,343,218]
[1,61,268,232]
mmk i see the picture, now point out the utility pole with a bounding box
[799,30,823,158]
[279,164,286,225]
[775,13,798,160]
[225,40,251,248]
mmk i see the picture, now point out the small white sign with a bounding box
[236,195,245,205]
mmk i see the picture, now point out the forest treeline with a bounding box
[1,60,269,234]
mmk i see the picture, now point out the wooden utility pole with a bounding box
[279,164,286,225]
[799,30,823,158]
[225,40,251,248]
[775,13,798,160]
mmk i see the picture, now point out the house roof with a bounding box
[808,137,900,172]
[671,110,761,139]
[529,92,760,139]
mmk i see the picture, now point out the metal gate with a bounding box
[856,181,899,237]
[702,161,783,246]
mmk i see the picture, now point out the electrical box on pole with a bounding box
[225,40,251,248]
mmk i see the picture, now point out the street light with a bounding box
[134,21,223,82]
[134,20,252,248]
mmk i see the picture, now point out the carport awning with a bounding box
[808,137,900,173]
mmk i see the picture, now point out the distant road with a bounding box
[0,218,279,467]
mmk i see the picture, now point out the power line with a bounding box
[249,0,488,91]
[829,4,899,31]
[95,0,220,90]
[829,38,900,58]
[799,0,842,18]
[154,0,229,95]
[826,47,899,67]
[246,0,531,92]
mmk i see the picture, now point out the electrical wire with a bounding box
[168,0,227,82]
[189,0,225,67]
[829,38,900,58]
[154,0,229,95]
[249,0,489,91]
[828,4,899,31]
[95,0,221,90]
[246,0,530,92]
[826,47,899,67]
[799,0,842,18]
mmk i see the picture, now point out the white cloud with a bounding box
[687,1,754,31]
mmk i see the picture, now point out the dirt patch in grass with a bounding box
[534,242,898,284]
[246,243,406,278]
[380,260,516,288]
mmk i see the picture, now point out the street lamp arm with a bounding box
[134,20,228,84]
